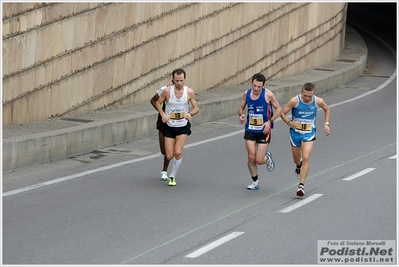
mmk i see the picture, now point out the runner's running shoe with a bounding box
[266,151,275,172]
[247,180,259,190]
[168,177,177,186]
[160,171,169,181]
[296,184,305,197]
[295,161,302,175]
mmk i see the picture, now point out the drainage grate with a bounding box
[60,117,93,123]
[314,68,335,72]
[361,75,391,78]
[336,58,357,63]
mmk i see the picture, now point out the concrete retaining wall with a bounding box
[3,2,347,126]
[2,24,368,171]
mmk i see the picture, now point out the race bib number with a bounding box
[296,122,312,131]
[249,114,264,130]
[167,107,187,127]
[295,119,314,133]
[170,111,184,120]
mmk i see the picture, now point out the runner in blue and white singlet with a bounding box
[280,82,330,197]
[238,73,282,191]
[245,88,273,134]
[290,94,318,146]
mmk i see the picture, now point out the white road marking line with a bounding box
[342,168,375,181]
[3,130,244,197]
[185,130,242,148]
[2,153,162,197]
[3,130,246,197]
[389,155,397,159]
[279,194,323,213]
[185,231,244,258]
[3,66,396,198]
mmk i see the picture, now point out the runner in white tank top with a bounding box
[165,85,190,127]
[154,68,199,186]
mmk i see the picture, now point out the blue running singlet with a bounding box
[245,88,273,133]
[289,94,319,146]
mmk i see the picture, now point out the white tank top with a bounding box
[165,85,189,127]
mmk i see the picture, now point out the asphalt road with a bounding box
[2,5,397,266]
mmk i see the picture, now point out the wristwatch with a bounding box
[325,122,330,126]
[270,119,274,124]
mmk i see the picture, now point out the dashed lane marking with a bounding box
[342,168,375,181]
[279,194,323,213]
[186,232,244,258]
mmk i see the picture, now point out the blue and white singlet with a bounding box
[245,88,273,133]
[291,94,319,134]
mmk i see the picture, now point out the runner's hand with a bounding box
[263,121,271,134]
[239,114,245,124]
[161,114,169,123]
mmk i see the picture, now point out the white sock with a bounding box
[169,158,182,178]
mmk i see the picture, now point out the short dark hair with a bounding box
[302,82,315,92]
[251,73,266,85]
[172,68,186,79]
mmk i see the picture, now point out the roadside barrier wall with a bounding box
[2,2,347,126]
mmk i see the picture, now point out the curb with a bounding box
[2,26,367,171]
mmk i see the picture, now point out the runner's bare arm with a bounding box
[267,91,281,122]
[150,93,159,110]
[186,88,199,120]
[238,90,247,124]
[280,96,298,128]
[156,87,170,122]
[317,97,330,135]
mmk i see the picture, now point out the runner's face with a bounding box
[251,80,264,95]
[301,89,315,103]
[172,73,185,89]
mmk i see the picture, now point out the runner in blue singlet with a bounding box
[280,82,331,197]
[238,73,281,190]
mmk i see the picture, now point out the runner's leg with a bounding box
[298,141,314,184]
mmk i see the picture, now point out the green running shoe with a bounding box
[168,177,177,186]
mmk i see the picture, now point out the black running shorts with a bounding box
[244,130,271,144]
[156,114,167,134]
[163,121,192,138]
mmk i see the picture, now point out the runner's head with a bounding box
[172,68,186,89]
[251,73,266,86]
[301,82,315,103]
[250,73,266,96]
